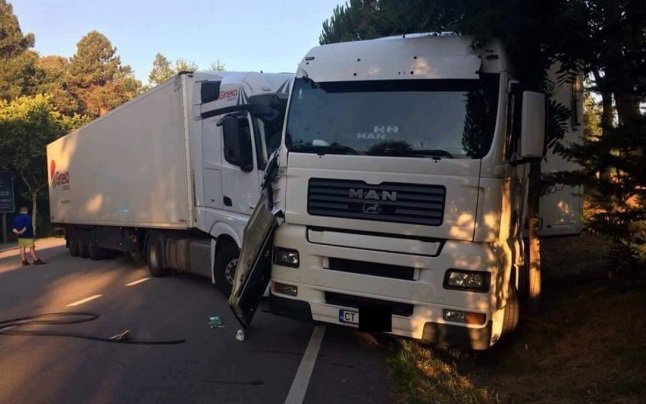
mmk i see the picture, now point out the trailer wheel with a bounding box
[68,236,80,257]
[78,238,90,259]
[88,239,105,260]
[502,283,520,338]
[146,236,169,277]
[214,240,238,297]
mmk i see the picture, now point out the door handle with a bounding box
[223,196,232,206]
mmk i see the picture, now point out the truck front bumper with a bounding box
[269,295,493,350]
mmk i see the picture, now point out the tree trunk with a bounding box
[527,159,542,314]
[614,94,641,125]
[592,70,613,133]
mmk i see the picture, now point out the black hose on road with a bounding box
[0,312,186,345]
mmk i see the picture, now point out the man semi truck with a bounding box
[230,34,583,349]
[47,71,292,296]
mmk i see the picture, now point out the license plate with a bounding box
[339,309,359,324]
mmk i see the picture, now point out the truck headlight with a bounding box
[443,269,490,292]
[274,247,299,268]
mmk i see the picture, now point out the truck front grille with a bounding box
[325,292,414,317]
[308,178,445,226]
[328,258,415,281]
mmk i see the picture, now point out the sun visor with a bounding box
[298,55,481,82]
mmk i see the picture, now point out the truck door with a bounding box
[228,188,278,327]
[219,112,262,214]
[202,117,224,210]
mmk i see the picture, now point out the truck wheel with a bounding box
[146,236,169,277]
[68,237,80,257]
[78,238,90,259]
[502,283,520,338]
[88,239,105,260]
[214,241,238,297]
[128,250,145,265]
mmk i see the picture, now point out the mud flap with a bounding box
[228,189,280,328]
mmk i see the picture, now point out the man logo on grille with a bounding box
[362,203,381,214]
[348,188,397,201]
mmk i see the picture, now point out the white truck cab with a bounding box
[48,71,292,296]
[230,34,583,349]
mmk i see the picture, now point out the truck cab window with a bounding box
[223,114,254,171]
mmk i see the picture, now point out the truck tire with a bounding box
[128,250,145,265]
[502,283,520,338]
[146,236,169,277]
[214,240,239,297]
[68,236,80,257]
[78,238,90,259]
[88,239,105,260]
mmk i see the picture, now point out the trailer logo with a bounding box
[50,160,70,190]
[219,88,238,101]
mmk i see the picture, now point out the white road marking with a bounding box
[125,277,150,287]
[284,325,326,404]
[66,294,102,307]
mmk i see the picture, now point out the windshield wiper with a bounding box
[413,149,454,158]
[368,148,454,159]
[289,143,359,156]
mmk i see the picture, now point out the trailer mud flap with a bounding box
[228,190,280,327]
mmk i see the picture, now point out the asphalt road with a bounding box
[0,239,391,404]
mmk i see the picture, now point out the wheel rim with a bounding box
[149,245,159,268]
[224,256,238,286]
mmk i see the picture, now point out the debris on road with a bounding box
[208,316,224,329]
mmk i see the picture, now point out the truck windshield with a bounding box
[285,75,499,159]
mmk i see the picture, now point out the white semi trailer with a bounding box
[230,34,583,349]
[47,71,292,295]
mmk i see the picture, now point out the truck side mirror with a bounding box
[222,115,254,172]
[520,91,547,159]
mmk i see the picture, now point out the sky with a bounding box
[11,0,344,83]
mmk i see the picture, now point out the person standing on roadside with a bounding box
[12,207,45,266]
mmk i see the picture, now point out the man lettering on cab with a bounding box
[12,207,45,266]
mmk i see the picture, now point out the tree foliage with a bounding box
[147,53,207,87]
[0,0,37,100]
[0,95,88,233]
[210,59,225,72]
[148,53,174,86]
[67,31,141,117]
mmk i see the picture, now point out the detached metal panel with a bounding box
[47,76,192,229]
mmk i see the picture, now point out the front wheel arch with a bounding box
[213,236,239,297]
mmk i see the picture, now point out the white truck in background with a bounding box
[230,34,583,349]
[47,71,292,296]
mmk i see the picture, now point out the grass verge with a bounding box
[388,234,646,403]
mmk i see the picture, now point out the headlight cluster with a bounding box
[443,269,490,292]
[274,247,299,268]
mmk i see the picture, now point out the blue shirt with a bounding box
[12,213,34,238]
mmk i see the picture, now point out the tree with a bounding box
[174,58,198,73]
[147,54,205,88]
[34,55,80,115]
[67,31,141,117]
[148,53,174,86]
[0,95,87,233]
[0,0,37,100]
[210,60,226,72]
